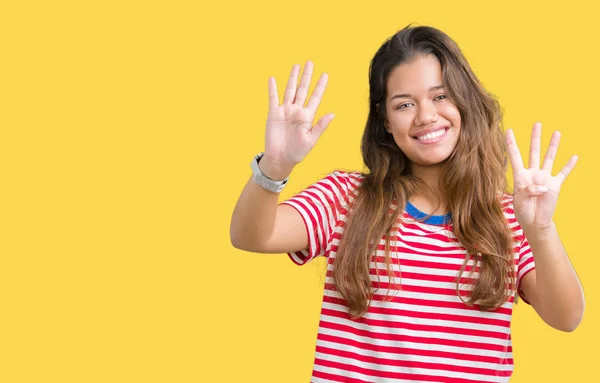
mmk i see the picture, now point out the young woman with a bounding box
[230,25,584,382]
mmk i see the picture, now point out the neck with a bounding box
[410,163,447,215]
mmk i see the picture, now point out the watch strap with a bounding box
[250,153,289,193]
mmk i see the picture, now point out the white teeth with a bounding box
[416,128,445,141]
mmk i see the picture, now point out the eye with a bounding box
[434,94,448,101]
[395,102,413,110]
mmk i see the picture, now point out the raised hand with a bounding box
[506,122,578,232]
[264,61,335,169]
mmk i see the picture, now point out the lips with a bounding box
[413,126,449,141]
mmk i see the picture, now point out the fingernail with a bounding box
[538,186,548,193]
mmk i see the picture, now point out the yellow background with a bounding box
[1,0,598,382]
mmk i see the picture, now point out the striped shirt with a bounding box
[281,171,536,383]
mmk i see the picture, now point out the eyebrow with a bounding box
[389,85,445,101]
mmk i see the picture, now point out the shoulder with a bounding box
[499,192,515,213]
[314,169,364,195]
[329,169,364,187]
[291,170,364,208]
[312,170,364,209]
[498,193,525,241]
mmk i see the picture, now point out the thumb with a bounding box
[311,113,335,137]
[521,184,549,198]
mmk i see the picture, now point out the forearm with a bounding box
[525,221,585,331]
[229,157,294,250]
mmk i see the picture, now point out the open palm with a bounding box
[506,122,578,231]
[265,61,334,166]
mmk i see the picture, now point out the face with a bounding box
[384,54,462,172]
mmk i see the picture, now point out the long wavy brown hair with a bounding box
[333,25,516,319]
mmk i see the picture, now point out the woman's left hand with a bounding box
[506,122,578,232]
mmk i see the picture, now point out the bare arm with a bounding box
[506,123,584,332]
[230,158,307,253]
[229,61,335,254]
[519,223,584,332]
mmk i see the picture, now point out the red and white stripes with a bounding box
[281,171,535,382]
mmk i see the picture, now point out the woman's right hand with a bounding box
[261,61,335,179]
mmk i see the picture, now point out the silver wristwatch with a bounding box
[250,153,289,193]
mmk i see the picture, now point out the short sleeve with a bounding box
[501,194,536,304]
[517,234,536,304]
[280,170,357,265]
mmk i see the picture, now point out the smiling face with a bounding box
[384,54,462,174]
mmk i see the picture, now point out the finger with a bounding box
[528,122,542,169]
[294,61,314,106]
[268,77,279,110]
[306,72,329,113]
[542,130,561,173]
[506,129,525,171]
[283,64,300,104]
[555,155,578,184]
[310,113,335,138]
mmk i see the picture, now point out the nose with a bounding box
[415,101,439,126]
